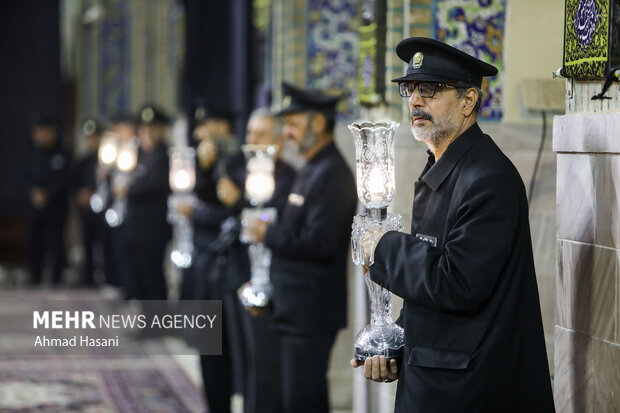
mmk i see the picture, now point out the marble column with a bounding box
[553,112,620,413]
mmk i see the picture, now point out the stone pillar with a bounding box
[553,109,620,412]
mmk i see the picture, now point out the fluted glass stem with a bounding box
[364,274,393,327]
[248,243,271,287]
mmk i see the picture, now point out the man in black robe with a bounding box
[24,115,70,285]
[72,118,107,286]
[248,83,357,413]
[123,105,171,300]
[353,37,555,413]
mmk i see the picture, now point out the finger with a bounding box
[363,358,372,380]
[379,355,389,379]
[371,356,381,382]
[389,358,399,379]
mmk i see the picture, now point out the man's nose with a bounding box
[408,91,425,109]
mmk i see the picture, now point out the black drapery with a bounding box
[0,0,61,215]
[183,0,256,140]
[0,0,61,266]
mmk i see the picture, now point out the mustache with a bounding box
[410,109,433,123]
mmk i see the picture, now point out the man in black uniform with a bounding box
[24,115,70,285]
[248,83,357,413]
[236,108,296,413]
[72,118,107,286]
[123,105,171,300]
[177,104,245,413]
[106,113,137,294]
[353,37,555,413]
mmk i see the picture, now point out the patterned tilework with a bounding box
[271,0,308,110]
[100,0,130,116]
[307,0,359,117]
[434,0,506,119]
[80,0,184,120]
[386,0,406,120]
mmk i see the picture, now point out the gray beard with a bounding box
[279,138,307,171]
[299,129,317,154]
[410,108,457,148]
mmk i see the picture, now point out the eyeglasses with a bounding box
[398,82,459,98]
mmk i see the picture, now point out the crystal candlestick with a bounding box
[348,120,405,364]
[239,144,278,309]
[168,146,196,269]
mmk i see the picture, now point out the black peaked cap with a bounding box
[139,104,171,125]
[82,118,105,136]
[276,82,340,116]
[392,37,498,88]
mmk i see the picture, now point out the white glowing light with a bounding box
[100,143,117,165]
[367,166,386,195]
[90,194,104,213]
[105,209,121,227]
[171,250,192,268]
[173,170,191,191]
[246,172,275,205]
[116,150,136,172]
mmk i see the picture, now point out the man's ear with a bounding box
[310,112,327,134]
[462,88,479,117]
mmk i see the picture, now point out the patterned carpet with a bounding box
[0,288,206,413]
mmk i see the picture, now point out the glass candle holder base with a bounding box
[170,249,192,269]
[239,282,272,308]
[353,323,404,365]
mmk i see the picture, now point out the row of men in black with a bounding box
[25,108,172,301]
[26,89,355,413]
[177,84,357,413]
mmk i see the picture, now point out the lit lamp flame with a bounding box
[173,169,192,191]
[366,166,386,199]
[99,136,118,166]
[169,147,196,193]
[243,145,277,206]
[116,149,136,172]
[246,172,275,205]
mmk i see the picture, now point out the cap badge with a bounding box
[141,107,154,123]
[282,95,291,109]
[413,52,424,69]
[195,107,206,122]
[82,119,96,136]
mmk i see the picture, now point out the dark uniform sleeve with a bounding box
[370,174,520,313]
[46,150,72,204]
[192,201,231,229]
[265,170,354,261]
[127,151,169,202]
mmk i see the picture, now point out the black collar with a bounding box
[419,123,483,191]
[308,141,336,164]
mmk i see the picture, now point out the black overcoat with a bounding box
[265,142,357,335]
[125,143,171,247]
[370,123,555,412]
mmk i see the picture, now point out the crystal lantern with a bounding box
[90,133,118,213]
[167,146,196,269]
[104,138,138,227]
[348,120,405,364]
[239,144,278,308]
